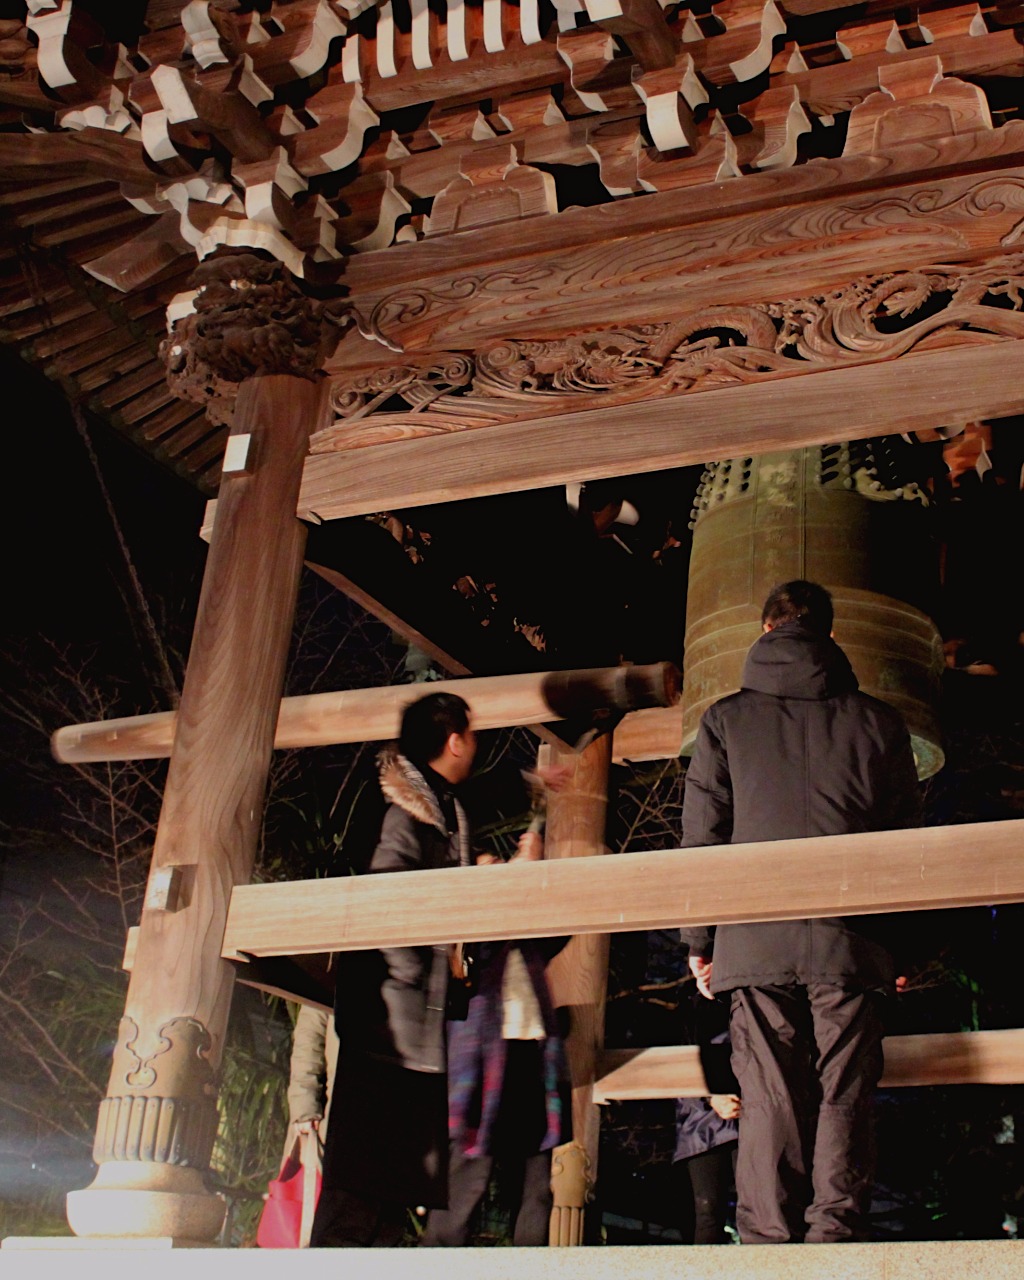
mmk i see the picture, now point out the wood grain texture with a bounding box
[316,255,1024,451]
[0,126,158,186]
[347,166,1024,351]
[118,375,327,1077]
[543,735,613,1217]
[594,1029,1024,1101]
[304,340,1024,518]
[222,817,1024,959]
[332,135,1024,313]
[52,665,676,761]
[611,705,683,761]
[359,32,570,113]
[779,28,1024,119]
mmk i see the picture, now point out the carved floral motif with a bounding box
[117,1014,214,1091]
[315,254,1024,453]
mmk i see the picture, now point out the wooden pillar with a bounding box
[543,733,613,1246]
[67,367,327,1240]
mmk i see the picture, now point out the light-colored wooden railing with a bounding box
[221,818,1024,960]
[594,1029,1024,1100]
[216,817,1024,1099]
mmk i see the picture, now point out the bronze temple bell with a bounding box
[681,444,945,780]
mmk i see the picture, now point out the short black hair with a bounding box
[398,692,470,768]
[761,580,834,636]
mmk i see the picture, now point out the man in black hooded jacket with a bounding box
[679,580,920,1245]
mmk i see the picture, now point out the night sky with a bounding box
[4,345,206,656]
[2,346,207,839]
[0,346,211,1212]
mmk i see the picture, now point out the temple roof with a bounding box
[1,0,1023,491]
[1,1,1021,682]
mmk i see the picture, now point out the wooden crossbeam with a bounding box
[51,664,680,763]
[301,342,1024,519]
[594,1030,1024,1100]
[222,818,1024,959]
[338,136,1024,301]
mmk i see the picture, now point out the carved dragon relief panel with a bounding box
[313,253,1024,454]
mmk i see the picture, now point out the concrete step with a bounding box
[1,1240,1021,1280]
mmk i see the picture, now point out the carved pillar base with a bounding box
[68,1015,223,1240]
[66,1165,223,1242]
[548,1141,591,1247]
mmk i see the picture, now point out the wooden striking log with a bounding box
[51,663,680,763]
[301,341,1024,519]
[594,1029,1024,1101]
[221,818,1024,960]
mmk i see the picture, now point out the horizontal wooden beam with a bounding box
[594,1029,1024,1100]
[221,818,1024,959]
[337,135,1024,304]
[342,166,1024,352]
[52,664,678,763]
[301,342,1024,519]
[606,705,682,763]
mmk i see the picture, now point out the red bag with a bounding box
[256,1130,322,1248]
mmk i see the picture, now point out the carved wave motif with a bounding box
[364,267,556,349]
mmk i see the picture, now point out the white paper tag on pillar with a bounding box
[223,433,252,474]
[145,865,181,912]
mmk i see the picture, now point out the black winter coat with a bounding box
[334,749,471,1074]
[678,622,920,994]
[323,751,472,1208]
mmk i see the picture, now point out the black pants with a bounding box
[309,1187,406,1248]
[675,1142,737,1244]
[729,984,884,1245]
[419,1144,552,1246]
[420,1040,553,1247]
[310,1062,447,1247]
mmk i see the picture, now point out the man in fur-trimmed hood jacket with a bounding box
[311,693,476,1248]
[679,581,920,1247]
[341,742,473,1074]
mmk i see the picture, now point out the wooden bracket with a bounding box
[844,55,994,157]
